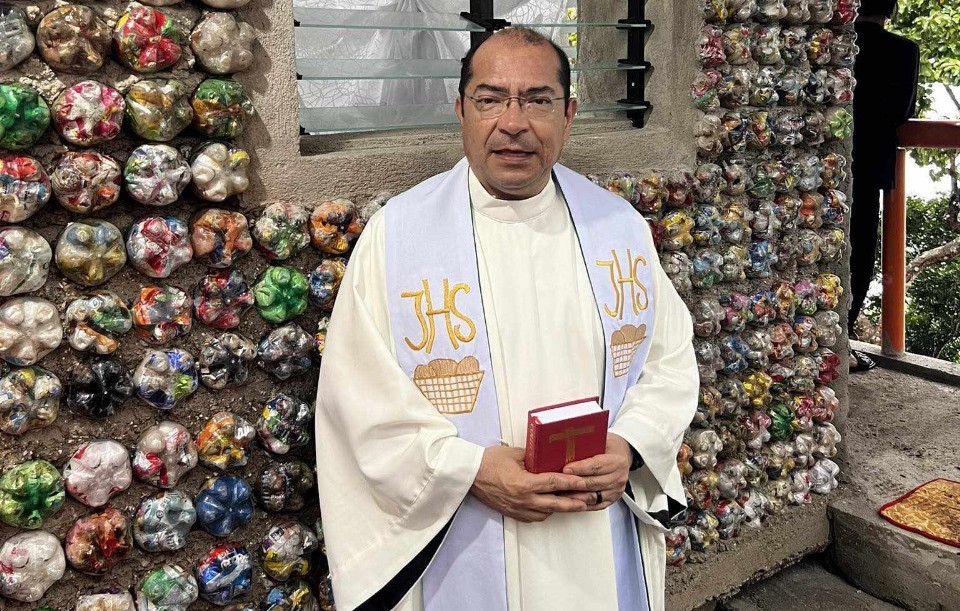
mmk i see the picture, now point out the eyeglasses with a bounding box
[465,95,568,119]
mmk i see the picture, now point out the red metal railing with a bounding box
[880,119,960,355]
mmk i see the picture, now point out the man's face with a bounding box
[455,38,577,200]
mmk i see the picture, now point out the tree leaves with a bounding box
[893,0,960,116]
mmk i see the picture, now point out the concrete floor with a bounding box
[721,559,903,611]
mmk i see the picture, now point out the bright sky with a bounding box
[905,85,957,199]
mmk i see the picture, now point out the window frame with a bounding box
[292,0,652,145]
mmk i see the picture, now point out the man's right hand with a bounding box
[470,445,590,523]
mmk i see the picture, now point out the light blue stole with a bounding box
[385,158,656,611]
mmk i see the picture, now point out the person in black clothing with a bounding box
[849,0,920,371]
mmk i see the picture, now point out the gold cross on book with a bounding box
[549,426,596,463]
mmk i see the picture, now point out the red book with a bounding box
[524,397,608,474]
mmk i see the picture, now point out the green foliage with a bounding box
[894,0,960,114]
[857,4,960,361]
[906,195,957,254]
[902,195,960,362]
[851,4,960,360]
[893,0,960,179]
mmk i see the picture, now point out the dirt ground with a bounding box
[840,367,960,508]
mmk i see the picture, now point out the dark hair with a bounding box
[859,0,897,18]
[458,27,572,105]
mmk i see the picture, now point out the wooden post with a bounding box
[881,148,907,356]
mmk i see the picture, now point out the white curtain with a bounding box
[295,0,575,110]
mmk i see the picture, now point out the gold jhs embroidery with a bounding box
[402,279,477,354]
[596,249,649,320]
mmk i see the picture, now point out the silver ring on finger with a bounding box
[595,491,603,506]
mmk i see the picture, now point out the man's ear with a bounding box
[563,98,578,138]
[455,96,465,126]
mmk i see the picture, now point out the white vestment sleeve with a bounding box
[315,211,485,610]
[609,232,698,529]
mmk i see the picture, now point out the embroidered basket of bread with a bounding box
[413,356,484,415]
[610,324,647,378]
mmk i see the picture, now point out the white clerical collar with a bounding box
[468,167,559,223]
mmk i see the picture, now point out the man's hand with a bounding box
[470,445,590,523]
[560,433,633,511]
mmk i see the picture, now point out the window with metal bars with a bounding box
[294,0,650,134]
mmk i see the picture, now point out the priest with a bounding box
[315,26,698,611]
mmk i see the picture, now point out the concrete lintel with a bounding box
[851,340,960,388]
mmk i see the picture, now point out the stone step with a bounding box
[830,365,960,611]
[719,559,903,611]
[829,492,960,611]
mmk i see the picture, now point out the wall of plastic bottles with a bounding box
[0,1,368,608]
[586,0,855,565]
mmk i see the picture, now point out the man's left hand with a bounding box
[560,433,633,511]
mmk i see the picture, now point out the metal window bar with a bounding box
[460,0,508,48]
[617,0,651,128]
